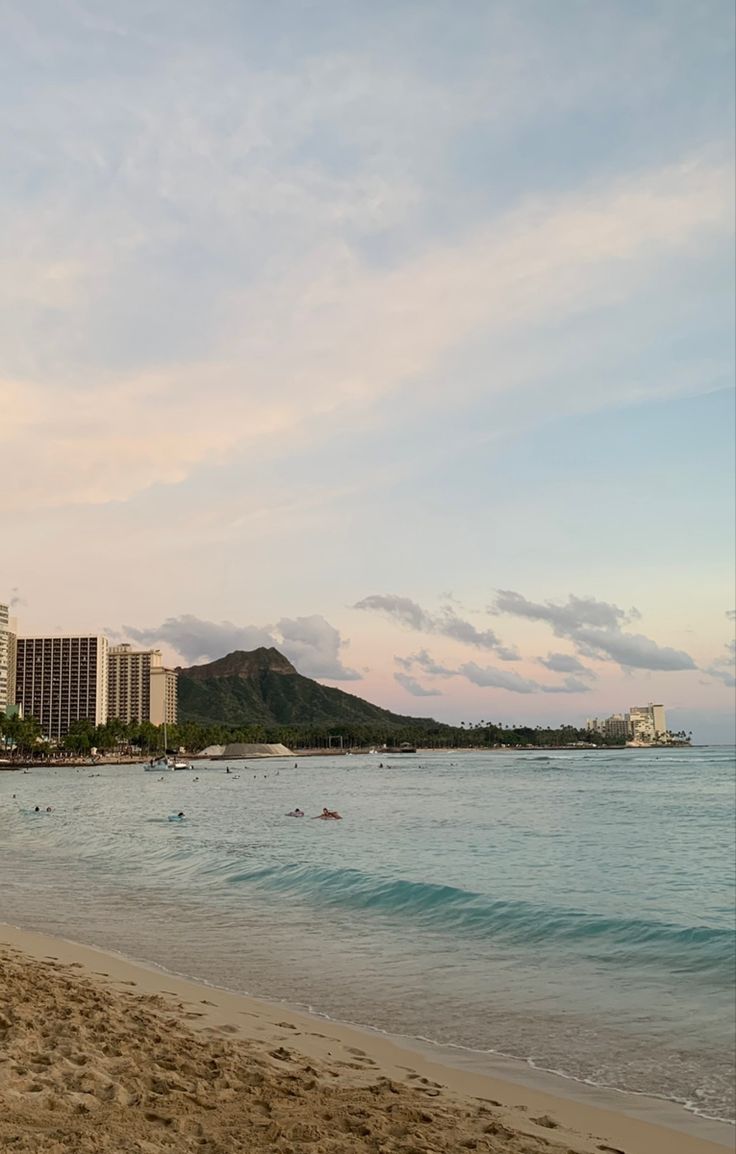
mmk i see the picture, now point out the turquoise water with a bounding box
[1,747,734,1120]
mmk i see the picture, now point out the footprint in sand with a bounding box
[144,1112,174,1127]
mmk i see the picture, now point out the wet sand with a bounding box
[0,924,731,1154]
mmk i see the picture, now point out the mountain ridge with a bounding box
[177,647,441,729]
[179,647,298,681]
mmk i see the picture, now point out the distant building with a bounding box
[150,665,177,727]
[585,713,629,739]
[0,603,17,715]
[606,713,629,740]
[15,635,109,740]
[108,644,177,726]
[628,703,667,743]
[586,705,668,743]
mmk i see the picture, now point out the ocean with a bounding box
[1,746,734,1122]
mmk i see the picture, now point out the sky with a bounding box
[2,0,734,741]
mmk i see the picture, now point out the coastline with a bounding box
[0,744,695,771]
[1,922,731,1154]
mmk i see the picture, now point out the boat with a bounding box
[144,755,172,772]
[144,722,188,770]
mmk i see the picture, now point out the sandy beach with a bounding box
[0,924,731,1154]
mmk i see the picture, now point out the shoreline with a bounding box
[0,743,696,771]
[1,921,731,1153]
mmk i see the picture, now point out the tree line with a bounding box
[0,713,633,759]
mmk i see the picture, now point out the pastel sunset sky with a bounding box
[3,1,734,740]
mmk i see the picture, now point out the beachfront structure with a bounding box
[15,635,109,740]
[0,603,17,715]
[586,704,668,743]
[629,703,667,743]
[107,644,178,726]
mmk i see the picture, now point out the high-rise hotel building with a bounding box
[15,636,109,739]
[108,644,177,726]
[0,603,17,715]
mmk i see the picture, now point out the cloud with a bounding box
[703,639,736,687]
[572,627,697,671]
[122,613,359,680]
[541,675,596,694]
[458,662,539,694]
[354,594,517,657]
[356,595,432,632]
[538,651,595,676]
[494,590,629,632]
[395,651,591,695]
[124,616,273,662]
[493,589,696,672]
[394,672,441,697]
[396,649,455,677]
[274,615,361,681]
[458,662,592,695]
[2,137,731,512]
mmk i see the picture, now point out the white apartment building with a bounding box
[15,635,109,740]
[586,704,668,742]
[0,603,17,715]
[108,644,177,726]
[629,703,667,742]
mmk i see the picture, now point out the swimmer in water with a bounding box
[286,807,304,817]
[34,806,40,812]
[314,807,342,820]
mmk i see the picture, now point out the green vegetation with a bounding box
[0,647,639,760]
[1,714,621,760]
[177,667,428,728]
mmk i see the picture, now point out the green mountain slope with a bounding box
[177,647,440,729]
